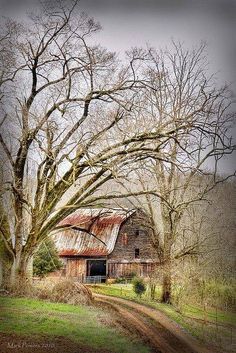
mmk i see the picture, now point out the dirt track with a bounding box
[94,293,225,353]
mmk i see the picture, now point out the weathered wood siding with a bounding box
[107,211,157,278]
[65,258,86,278]
[57,210,157,279]
[108,211,155,262]
[108,262,155,278]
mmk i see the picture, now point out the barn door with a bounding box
[87,260,106,277]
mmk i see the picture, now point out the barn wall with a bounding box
[108,211,156,262]
[107,211,157,278]
[107,262,156,278]
[65,258,86,279]
[57,211,157,280]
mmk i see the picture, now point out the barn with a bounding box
[52,208,157,282]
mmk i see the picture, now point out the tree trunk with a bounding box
[161,259,172,303]
[9,252,33,292]
[0,244,14,289]
[161,226,173,304]
[10,193,34,291]
[150,283,156,300]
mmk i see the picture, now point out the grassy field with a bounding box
[89,283,236,324]
[89,283,236,351]
[0,296,151,353]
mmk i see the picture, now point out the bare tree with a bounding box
[0,4,188,288]
[114,43,235,303]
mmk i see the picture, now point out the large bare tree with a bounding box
[114,43,235,303]
[0,4,188,288]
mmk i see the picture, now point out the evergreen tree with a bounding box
[33,238,63,278]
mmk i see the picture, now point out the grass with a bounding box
[0,296,151,353]
[183,304,236,326]
[90,283,135,299]
[90,283,236,325]
[89,283,236,351]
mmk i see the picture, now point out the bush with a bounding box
[114,272,137,284]
[114,277,126,284]
[50,280,93,305]
[171,275,236,311]
[128,272,137,279]
[132,277,146,297]
[7,280,37,297]
[197,279,236,310]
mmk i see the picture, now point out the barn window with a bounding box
[135,248,140,258]
[121,233,128,246]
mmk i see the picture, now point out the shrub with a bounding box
[128,272,137,279]
[198,279,236,310]
[7,280,36,297]
[114,277,126,284]
[132,277,146,297]
[114,272,137,284]
[172,276,236,311]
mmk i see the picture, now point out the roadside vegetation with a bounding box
[0,296,151,353]
[132,277,146,298]
[90,282,236,352]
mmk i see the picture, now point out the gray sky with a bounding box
[1,0,235,84]
[78,0,236,85]
[1,0,236,174]
[76,0,236,175]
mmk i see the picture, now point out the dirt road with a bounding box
[94,293,225,353]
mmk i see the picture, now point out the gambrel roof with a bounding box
[52,208,135,256]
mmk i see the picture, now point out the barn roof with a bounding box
[52,208,135,256]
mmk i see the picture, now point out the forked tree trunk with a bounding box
[9,252,33,291]
[10,197,34,290]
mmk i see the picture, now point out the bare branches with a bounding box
[0,2,235,290]
[0,133,14,166]
[107,42,236,301]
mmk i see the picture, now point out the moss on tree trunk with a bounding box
[0,240,14,289]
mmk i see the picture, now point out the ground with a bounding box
[90,283,236,353]
[0,296,150,353]
[0,283,235,353]
[95,293,227,353]
[0,333,112,353]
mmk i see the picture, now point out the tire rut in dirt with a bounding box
[96,297,194,353]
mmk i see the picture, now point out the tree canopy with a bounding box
[0,2,235,290]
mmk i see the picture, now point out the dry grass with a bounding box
[50,280,93,305]
[6,278,93,306]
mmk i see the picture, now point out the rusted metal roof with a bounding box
[52,209,135,256]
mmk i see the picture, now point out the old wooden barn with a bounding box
[52,208,157,282]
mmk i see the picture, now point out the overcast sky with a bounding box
[1,0,236,173]
[78,0,236,85]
